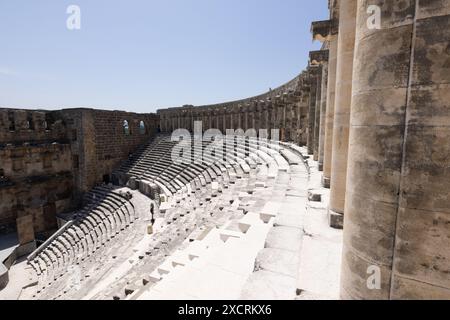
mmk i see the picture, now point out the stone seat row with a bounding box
[33,136,303,299]
[28,187,136,293]
[121,149,294,300]
[94,135,299,300]
[119,135,289,199]
[153,136,288,218]
[104,150,275,299]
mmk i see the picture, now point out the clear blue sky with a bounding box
[0,0,328,113]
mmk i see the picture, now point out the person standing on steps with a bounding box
[150,203,155,225]
[147,203,155,235]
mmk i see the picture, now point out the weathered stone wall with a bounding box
[0,108,158,246]
[0,109,67,144]
[89,109,159,190]
[50,109,159,199]
[0,109,73,244]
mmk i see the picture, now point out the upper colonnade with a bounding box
[157,72,314,144]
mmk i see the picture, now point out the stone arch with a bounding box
[139,120,146,135]
[123,120,130,135]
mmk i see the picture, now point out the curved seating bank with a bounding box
[24,133,311,300]
[2,0,449,300]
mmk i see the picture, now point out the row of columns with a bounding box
[311,0,450,299]
[155,0,449,299]
[158,78,312,144]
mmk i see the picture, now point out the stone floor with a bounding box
[241,145,342,300]
[0,257,36,300]
[295,147,342,300]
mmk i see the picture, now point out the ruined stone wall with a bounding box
[52,109,159,198]
[0,108,158,246]
[0,109,73,244]
[89,109,159,189]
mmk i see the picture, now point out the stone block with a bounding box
[16,215,35,245]
[328,209,343,230]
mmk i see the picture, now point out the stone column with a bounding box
[341,0,450,300]
[310,49,330,168]
[328,0,357,229]
[244,108,248,131]
[323,36,338,188]
[314,66,322,161]
[318,62,328,171]
[237,109,241,129]
[267,102,272,132]
[229,112,234,130]
[307,66,319,155]
[223,112,226,131]
[263,105,268,131]
[300,89,310,146]
[209,112,212,129]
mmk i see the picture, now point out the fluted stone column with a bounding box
[328,0,357,229]
[341,0,450,300]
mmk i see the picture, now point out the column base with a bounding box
[328,208,344,229]
[322,176,330,188]
[318,162,323,171]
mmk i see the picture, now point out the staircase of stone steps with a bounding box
[93,146,297,299]
[27,188,140,299]
[85,159,269,299]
